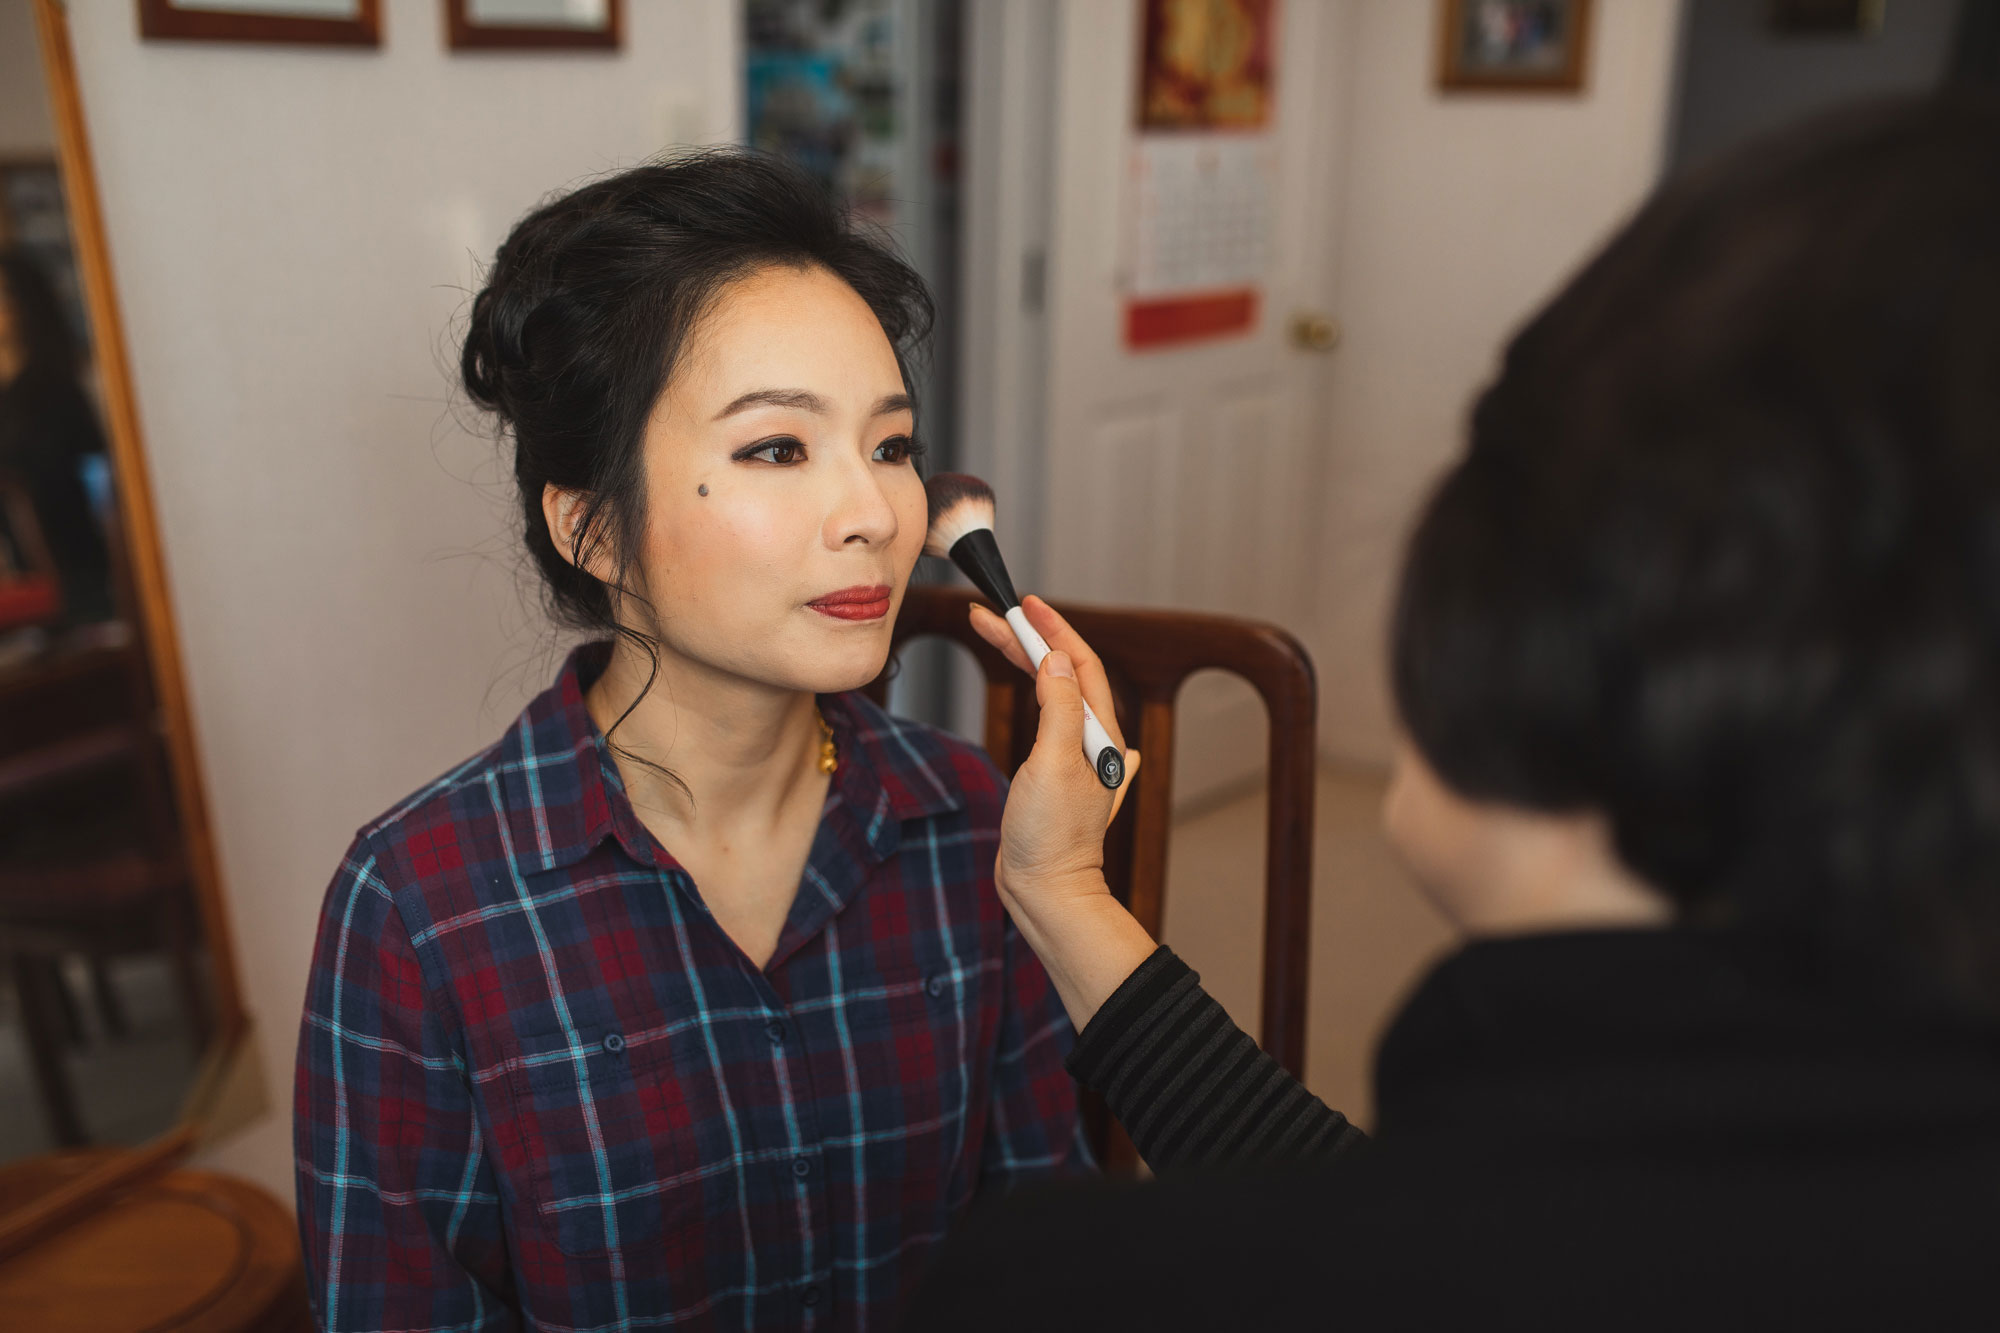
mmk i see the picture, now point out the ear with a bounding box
[541,484,607,580]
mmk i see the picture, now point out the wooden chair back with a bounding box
[865,585,1317,1171]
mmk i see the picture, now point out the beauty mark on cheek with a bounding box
[698,484,709,497]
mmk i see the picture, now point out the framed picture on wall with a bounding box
[446,0,622,51]
[1137,0,1278,131]
[137,0,382,46]
[1437,0,1593,92]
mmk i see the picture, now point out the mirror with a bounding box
[0,0,247,1181]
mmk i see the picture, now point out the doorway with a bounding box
[963,0,1348,806]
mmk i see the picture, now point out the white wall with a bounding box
[1311,0,1684,764]
[48,0,1681,1202]
[64,0,739,1202]
[0,1,57,157]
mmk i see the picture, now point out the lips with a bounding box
[807,584,893,622]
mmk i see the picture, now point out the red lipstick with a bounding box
[807,584,893,622]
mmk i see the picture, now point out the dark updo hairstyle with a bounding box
[1392,93,2000,1016]
[461,148,933,641]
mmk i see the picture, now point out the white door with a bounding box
[1033,0,1350,807]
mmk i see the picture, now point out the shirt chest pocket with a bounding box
[493,1022,718,1258]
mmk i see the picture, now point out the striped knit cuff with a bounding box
[1064,944,1364,1170]
[1066,945,1190,1086]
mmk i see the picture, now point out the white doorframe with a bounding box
[952,0,1061,741]
[956,1,1356,794]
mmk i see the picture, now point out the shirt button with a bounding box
[800,1284,821,1307]
[765,1019,786,1045]
[926,975,947,999]
[601,1032,625,1054]
[792,1156,813,1179]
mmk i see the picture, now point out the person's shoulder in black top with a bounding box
[909,930,2000,1332]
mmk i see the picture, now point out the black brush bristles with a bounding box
[923,472,1019,611]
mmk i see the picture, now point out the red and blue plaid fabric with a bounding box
[295,644,1089,1332]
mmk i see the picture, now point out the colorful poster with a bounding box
[1127,1,1280,350]
[1138,0,1278,131]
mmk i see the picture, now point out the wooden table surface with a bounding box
[0,1148,309,1332]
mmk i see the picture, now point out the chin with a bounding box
[795,635,894,696]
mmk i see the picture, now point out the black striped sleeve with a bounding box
[1065,946,1366,1171]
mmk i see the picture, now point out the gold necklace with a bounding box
[815,707,837,775]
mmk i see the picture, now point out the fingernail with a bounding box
[1046,651,1075,679]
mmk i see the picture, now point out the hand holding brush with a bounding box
[971,600,1155,1030]
[970,595,1142,819]
[924,473,1137,795]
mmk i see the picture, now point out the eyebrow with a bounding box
[712,389,914,422]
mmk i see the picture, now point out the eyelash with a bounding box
[733,435,927,467]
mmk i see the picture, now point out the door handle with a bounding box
[1289,312,1342,353]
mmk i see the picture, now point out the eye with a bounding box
[874,434,925,465]
[737,436,807,466]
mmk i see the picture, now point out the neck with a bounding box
[1458,814,1673,937]
[585,635,825,836]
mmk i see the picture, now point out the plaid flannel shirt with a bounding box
[295,644,1090,1332]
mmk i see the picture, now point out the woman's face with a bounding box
[571,263,927,695]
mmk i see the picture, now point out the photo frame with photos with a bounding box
[137,0,382,46]
[446,0,622,51]
[1437,0,1593,93]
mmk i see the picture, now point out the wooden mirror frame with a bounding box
[1,0,255,1258]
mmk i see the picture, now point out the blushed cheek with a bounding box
[890,485,928,577]
[640,501,735,619]
[647,492,807,620]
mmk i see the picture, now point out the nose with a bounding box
[821,451,899,549]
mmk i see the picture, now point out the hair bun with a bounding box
[461,227,562,424]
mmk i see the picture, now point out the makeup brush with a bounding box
[924,473,1126,789]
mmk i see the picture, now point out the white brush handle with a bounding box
[1003,606,1126,789]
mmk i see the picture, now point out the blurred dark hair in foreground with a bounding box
[1395,93,2000,1016]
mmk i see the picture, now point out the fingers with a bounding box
[968,604,1035,675]
[969,597,1125,751]
[1029,652,1140,824]
[1030,650,1088,766]
[1020,595,1104,671]
[1021,596,1124,749]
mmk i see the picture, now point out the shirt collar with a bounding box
[495,643,968,878]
